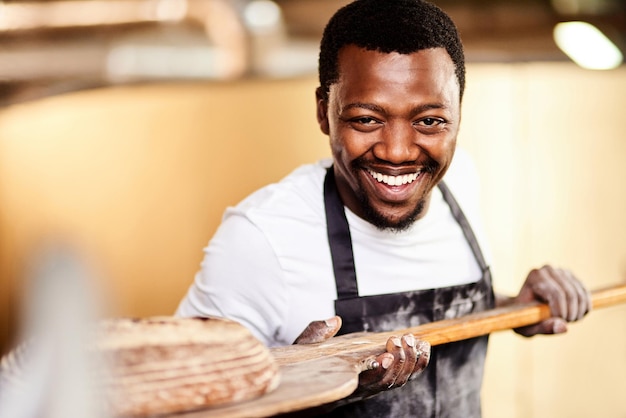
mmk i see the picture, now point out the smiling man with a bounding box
[177,1,590,416]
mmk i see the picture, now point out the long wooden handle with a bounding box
[271,283,626,365]
[588,283,626,308]
[414,283,626,347]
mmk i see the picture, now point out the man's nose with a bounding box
[373,121,419,164]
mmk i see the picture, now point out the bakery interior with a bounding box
[0,0,625,416]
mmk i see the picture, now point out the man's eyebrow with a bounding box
[410,103,447,114]
[341,102,385,113]
[341,102,448,115]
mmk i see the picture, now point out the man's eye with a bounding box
[418,117,444,127]
[353,117,378,125]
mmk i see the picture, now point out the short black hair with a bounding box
[318,0,465,101]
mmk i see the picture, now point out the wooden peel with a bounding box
[172,284,626,418]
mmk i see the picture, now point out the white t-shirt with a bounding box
[176,148,491,347]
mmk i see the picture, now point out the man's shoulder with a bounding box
[229,159,331,220]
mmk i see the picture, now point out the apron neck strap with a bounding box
[324,166,359,299]
[436,181,489,272]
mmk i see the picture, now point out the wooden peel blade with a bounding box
[172,283,626,418]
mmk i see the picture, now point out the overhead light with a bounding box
[553,21,623,70]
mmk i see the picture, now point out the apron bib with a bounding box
[323,167,495,418]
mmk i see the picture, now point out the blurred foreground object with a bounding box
[0,245,109,418]
[0,245,279,417]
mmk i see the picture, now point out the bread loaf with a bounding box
[99,316,280,416]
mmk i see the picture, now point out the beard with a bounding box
[359,193,427,232]
[351,158,438,233]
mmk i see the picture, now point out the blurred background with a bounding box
[0,0,625,417]
[1,0,625,104]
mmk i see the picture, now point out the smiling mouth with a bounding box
[367,169,421,186]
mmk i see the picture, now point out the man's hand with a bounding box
[510,265,591,337]
[293,316,343,344]
[355,334,430,399]
[294,316,430,400]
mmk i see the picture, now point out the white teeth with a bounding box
[368,170,420,186]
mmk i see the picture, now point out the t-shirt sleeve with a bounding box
[175,212,289,347]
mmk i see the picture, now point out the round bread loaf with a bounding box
[97,316,280,416]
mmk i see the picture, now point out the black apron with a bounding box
[323,167,495,418]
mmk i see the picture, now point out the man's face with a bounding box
[317,45,461,231]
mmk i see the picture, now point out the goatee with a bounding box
[351,158,438,232]
[359,195,427,232]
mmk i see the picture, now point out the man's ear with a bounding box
[315,87,330,135]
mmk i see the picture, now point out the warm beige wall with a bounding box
[0,62,625,417]
[461,63,626,418]
[0,78,331,349]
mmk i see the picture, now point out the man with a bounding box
[177,0,590,416]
